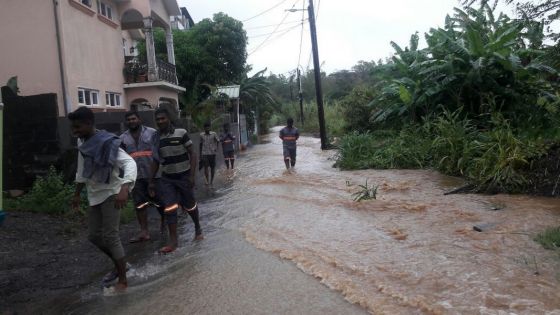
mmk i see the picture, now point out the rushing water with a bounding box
[70,128,560,314]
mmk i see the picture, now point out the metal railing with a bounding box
[157,59,178,85]
[123,58,177,85]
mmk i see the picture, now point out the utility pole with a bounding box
[297,68,304,126]
[307,0,328,150]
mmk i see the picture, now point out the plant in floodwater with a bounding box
[352,180,378,202]
[534,226,560,250]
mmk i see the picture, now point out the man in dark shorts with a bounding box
[70,107,136,291]
[150,108,203,254]
[279,117,300,169]
[120,111,165,243]
[219,123,236,169]
[199,121,220,187]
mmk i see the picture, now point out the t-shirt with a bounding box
[279,126,299,149]
[200,131,220,155]
[220,132,236,152]
[156,126,193,175]
[120,126,158,179]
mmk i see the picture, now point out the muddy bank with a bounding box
[0,167,231,315]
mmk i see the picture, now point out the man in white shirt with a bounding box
[69,107,137,292]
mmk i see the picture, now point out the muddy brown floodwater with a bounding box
[69,128,560,314]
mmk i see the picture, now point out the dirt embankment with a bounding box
[0,180,225,315]
[0,210,166,314]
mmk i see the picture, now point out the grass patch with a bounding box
[335,112,547,193]
[5,166,136,225]
[352,180,378,201]
[120,201,136,224]
[535,226,560,250]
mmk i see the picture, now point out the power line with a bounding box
[248,0,302,56]
[248,24,303,39]
[248,22,302,55]
[245,19,307,30]
[241,0,290,22]
[296,0,306,68]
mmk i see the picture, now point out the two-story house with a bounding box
[0,0,186,117]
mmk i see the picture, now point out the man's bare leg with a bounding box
[114,258,128,291]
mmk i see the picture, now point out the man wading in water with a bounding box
[120,111,165,242]
[150,108,203,254]
[70,107,137,291]
[199,121,220,188]
[279,118,300,169]
[219,123,236,169]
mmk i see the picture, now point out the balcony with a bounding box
[123,58,178,85]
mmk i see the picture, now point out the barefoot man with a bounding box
[219,123,236,169]
[70,107,137,291]
[199,121,220,187]
[150,108,203,254]
[279,118,300,169]
[120,111,165,242]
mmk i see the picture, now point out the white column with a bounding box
[165,28,176,65]
[143,17,158,82]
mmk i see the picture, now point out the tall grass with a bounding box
[271,101,346,136]
[336,111,547,192]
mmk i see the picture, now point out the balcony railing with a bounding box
[123,58,178,85]
[157,59,178,85]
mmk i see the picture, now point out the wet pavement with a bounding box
[66,128,560,314]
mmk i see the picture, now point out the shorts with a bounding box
[223,150,234,160]
[157,171,197,225]
[283,146,296,161]
[132,178,161,209]
[200,154,216,168]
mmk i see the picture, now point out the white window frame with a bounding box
[97,1,113,20]
[105,92,122,107]
[78,88,100,106]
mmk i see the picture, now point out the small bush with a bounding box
[120,201,136,224]
[352,180,378,201]
[535,226,560,250]
[18,166,75,215]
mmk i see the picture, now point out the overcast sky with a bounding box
[177,0,513,75]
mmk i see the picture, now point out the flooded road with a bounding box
[71,129,560,314]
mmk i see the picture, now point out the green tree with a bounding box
[240,69,278,134]
[139,12,247,107]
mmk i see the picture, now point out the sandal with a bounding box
[158,246,176,254]
[129,235,151,243]
[102,263,131,283]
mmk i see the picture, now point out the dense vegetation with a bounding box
[270,3,560,195]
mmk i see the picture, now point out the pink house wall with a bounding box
[59,0,127,114]
[0,0,64,114]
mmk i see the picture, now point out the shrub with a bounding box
[18,166,75,215]
[535,226,560,250]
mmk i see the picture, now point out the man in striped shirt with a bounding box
[149,108,203,254]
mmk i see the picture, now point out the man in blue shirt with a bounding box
[279,118,300,169]
[120,111,164,243]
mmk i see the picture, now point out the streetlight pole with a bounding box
[288,0,328,149]
[297,67,304,127]
[307,0,327,149]
[0,89,4,226]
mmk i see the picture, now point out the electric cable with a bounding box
[248,0,302,56]
[242,0,290,22]
[245,19,307,30]
[248,23,304,39]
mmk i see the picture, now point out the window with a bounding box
[97,1,113,20]
[106,92,122,107]
[78,88,99,106]
[81,0,92,7]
